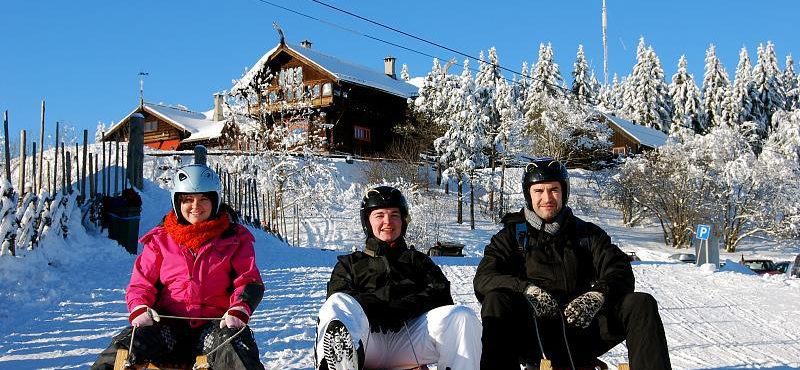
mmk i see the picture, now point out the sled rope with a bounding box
[532,316,548,362]
[558,311,576,370]
[123,309,247,369]
[403,321,422,367]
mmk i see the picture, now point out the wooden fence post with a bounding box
[19,130,26,195]
[128,114,144,189]
[67,150,73,194]
[101,135,106,196]
[3,111,11,184]
[32,142,37,193]
[38,100,45,193]
[81,130,88,200]
[53,122,59,194]
[88,153,94,198]
[193,145,207,166]
[61,143,66,195]
[114,141,119,195]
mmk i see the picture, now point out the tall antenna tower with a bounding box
[602,0,608,85]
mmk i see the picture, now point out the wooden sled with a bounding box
[538,358,629,370]
[113,348,208,370]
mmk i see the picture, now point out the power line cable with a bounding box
[249,0,574,95]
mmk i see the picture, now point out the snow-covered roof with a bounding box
[105,102,225,143]
[600,112,668,149]
[233,43,419,99]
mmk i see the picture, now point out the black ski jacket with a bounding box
[327,237,454,325]
[474,208,634,306]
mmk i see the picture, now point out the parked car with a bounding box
[775,261,792,274]
[740,258,781,275]
[427,241,465,257]
[670,253,696,264]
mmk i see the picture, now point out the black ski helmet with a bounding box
[522,158,570,210]
[360,186,411,239]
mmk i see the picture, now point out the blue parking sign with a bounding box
[696,224,711,240]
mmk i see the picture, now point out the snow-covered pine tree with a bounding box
[14,189,42,250]
[783,54,798,110]
[526,43,564,112]
[757,109,800,238]
[571,44,596,106]
[751,41,786,133]
[400,63,410,82]
[607,74,624,112]
[669,55,703,133]
[95,123,106,143]
[701,44,731,131]
[434,60,488,226]
[623,38,672,132]
[731,47,756,126]
[0,179,19,256]
[516,61,531,105]
[474,48,503,215]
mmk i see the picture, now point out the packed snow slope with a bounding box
[0,161,799,370]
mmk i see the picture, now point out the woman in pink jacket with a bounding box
[92,164,265,370]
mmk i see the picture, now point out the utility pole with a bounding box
[602,0,609,86]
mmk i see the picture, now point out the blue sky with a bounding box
[2,0,797,146]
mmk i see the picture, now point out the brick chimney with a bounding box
[384,56,396,79]
[213,94,224,121]
[300,39,313,49]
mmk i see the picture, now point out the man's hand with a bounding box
[564,291,605,328]
[524,284,559,318]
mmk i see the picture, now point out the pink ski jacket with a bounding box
[126,224,262,327]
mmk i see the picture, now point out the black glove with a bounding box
[524,283,559,318]
[564,291,605,328]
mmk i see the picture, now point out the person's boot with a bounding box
[322,320,362,370]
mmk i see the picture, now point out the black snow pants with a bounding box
[90,319,264,370]
[479,289,671,370]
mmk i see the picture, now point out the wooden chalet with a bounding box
[596,112,668,156]
[233,39,419,155]
[103,96,237,151]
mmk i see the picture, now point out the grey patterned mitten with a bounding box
[564,291,605,328]
[523,284,559,318]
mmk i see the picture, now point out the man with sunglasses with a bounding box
[474,158,671,369]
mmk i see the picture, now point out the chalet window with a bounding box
[322,83,332,97]
[312,84,320,98]
[144,120,158,132]
[612,147,627,156]
[354,125,371,142]
[294,67,303,84]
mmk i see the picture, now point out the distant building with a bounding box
[596,112,668,155]
[105,39,419,155]
[103,95,239,150]
[232,39,419,154]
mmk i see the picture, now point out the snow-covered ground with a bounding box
[1,160,800,370]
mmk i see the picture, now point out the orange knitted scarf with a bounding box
[163,211,231,253]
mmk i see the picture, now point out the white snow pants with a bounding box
[315,292,482,370]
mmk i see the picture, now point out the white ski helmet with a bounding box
[170,164,222,220]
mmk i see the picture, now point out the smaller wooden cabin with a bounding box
[103,98,233,150]
[596,112,668,156]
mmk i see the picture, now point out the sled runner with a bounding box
[536,358,629,370]
[113,348,208,370]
